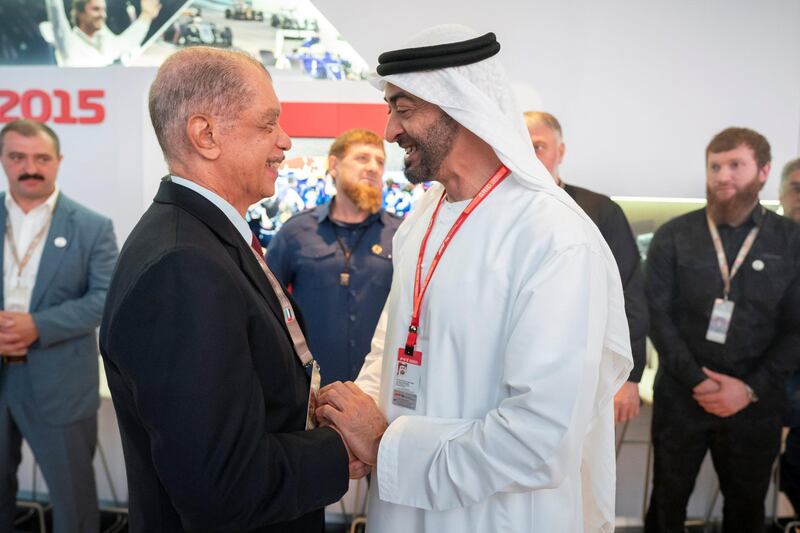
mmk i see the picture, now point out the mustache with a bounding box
[19,173,45,182]
[397,134,417,148]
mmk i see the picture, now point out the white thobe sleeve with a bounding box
[376,243,610,511]
[355,301,389,403]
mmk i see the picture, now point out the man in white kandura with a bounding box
[315,25,633,532]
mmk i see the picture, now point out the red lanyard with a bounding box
[403,164,511,356]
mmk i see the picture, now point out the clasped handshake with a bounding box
[315,381,388,479]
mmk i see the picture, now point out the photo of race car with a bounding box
[225,1,264,21]
[163,7,233,48]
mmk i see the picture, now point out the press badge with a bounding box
[5,283,29,312]
[305,360,322,430]
[392,348,422,410]
[705,298,735,344]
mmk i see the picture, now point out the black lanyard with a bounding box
[333,224,369,286]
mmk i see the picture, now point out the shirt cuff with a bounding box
[376,415,407,504]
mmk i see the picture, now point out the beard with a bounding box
[339,179,382,215]
[401,113,459,185]
[706,174,763,225]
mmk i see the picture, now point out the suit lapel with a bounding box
[236,243,288,328]
[154,181,289,336]
[30,194,74,312]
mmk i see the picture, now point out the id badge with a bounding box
[5,284,29,312]
[305,360,321,430]
[392,347,422,410]
[706,298,735,344]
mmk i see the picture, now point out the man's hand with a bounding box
[692,367,751,417]
[692,378,721,396]
[140,0,162,21]
[614,381,641,423]
[347,458,371,480]
[317,381,387,466]
[318,415,372,479]
[0,312,38,354]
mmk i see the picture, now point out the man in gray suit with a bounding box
[0,120,118,532]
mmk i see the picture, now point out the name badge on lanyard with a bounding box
[5,282,29,312]
[706,298,735,344]
[703,211,760,344]
[393,347,422,410]
[391,165,511,410]
[305,360,322,430]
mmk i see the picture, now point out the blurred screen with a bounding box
[0,0,370,80]
[0,0,187,66]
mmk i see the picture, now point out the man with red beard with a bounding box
[645,127,800,532]
[267,129,402,385]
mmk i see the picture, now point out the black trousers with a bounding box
[645,373,781,533]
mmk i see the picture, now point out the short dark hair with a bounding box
[706,127,771,169]
[72,0,89,25]
[0,120,61,155]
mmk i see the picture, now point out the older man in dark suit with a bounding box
[100,47,387,533]
[0,119,118,533]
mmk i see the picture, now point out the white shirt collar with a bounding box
[5,185,60,215]
[169,176,252,246]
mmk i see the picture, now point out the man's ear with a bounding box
[558,142,566,165]
[328,154,339,179]
[757,162,771,187]
[186,114,222,160]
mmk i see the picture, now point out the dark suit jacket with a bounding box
[0,192,117,425]
[564,183,649,381]
[99,181,348,533]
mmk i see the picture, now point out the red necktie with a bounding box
[251,233,264,257]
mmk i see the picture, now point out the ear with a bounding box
[186,114,222,160]
[757,162,771,187]
[557,142,566,165]
[328,154,338,179]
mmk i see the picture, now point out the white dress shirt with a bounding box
[4,188,60,313]
[170,176,252,246]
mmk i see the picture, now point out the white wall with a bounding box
[0,66,155,240]
[316,0,800,199]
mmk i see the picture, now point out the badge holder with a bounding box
[393,327,422,410]
[706,298,734,344]
[305,360,322,430]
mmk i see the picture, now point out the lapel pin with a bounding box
[751,259,764,271]
[54,236,67,248]
[371,244,383,255]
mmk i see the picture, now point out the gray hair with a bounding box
[148,47,266,163]
[523,111,563,141]
[781,158,800,191]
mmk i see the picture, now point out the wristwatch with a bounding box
[744,383,759,403]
